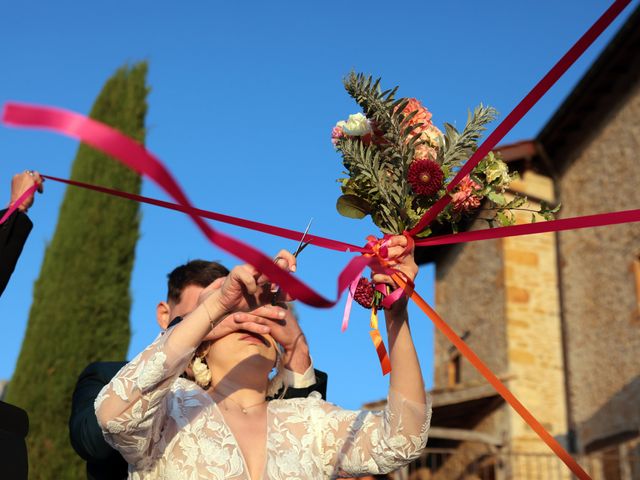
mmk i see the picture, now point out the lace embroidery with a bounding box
[95,330,431,479]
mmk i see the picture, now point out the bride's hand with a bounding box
[371,235,417,310]
[206,249,297,315]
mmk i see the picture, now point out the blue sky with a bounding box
[0,0,637,409]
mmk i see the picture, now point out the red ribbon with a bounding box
[408,0,631,236]
[416,209,640,247]
[39,174,362,253]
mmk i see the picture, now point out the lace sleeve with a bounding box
[318,388,431,478]
[94,327,195,467]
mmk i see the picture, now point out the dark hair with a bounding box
[167,260,229,304]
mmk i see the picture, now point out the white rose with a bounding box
[340,113,372,136]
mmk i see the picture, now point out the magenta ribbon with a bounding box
[2,102,376,309]
[38,174,362,253]
[415,209,640,247]
[408,0,631,236]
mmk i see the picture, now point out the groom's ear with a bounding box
[156,301,171,329]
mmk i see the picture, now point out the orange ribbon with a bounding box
[392,272,591,480]
[355,234,415,375]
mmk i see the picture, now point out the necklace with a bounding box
[214,392,266,415]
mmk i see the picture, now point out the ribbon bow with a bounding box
[342,233,416,375]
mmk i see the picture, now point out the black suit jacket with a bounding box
[0,209,32,480]
[70,361,328,480]
[0,208,33,298]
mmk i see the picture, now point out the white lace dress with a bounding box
[95,327,432,479]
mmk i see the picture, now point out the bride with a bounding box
[95,235,431,479]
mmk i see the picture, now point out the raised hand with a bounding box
[202,305,285,342]
[232,304,310,372]
[204,249,297,319]
[9,170,44,212]
[371,235,418,311]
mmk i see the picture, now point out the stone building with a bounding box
[369,6,640,480]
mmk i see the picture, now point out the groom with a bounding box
[69,258,327,480]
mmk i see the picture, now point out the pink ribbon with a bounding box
[2,102,376,309]
[0,183,40,224]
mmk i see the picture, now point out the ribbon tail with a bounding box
[369,327,391,376]
[341,272,364,332]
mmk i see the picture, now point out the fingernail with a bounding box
[290,265,297,272]
[278,310,285,318]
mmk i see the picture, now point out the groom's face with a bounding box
[169,284,206,319]
[156,284,205,330]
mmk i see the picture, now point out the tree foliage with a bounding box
[5,62,149,479]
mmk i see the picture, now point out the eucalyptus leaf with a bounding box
[336,195,371,219]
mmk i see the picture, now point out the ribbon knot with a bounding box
[341,233,416,375]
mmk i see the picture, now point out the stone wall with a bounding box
[434,228,507,389]
[557,79,640,452]
[503,176,568,455]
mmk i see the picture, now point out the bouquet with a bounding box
[332,72,557,309]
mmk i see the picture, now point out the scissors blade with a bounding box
[271,218,313,305]
[293,218,313,258]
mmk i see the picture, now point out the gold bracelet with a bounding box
[202,301,216,331]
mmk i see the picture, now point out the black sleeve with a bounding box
[281,369,328,401]
[68,362,127,462]
[0,209,33,297]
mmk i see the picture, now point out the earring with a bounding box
[191,355,212,389]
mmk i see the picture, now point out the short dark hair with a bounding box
[166,260,229,304]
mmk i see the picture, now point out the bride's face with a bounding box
[207,329,278,375]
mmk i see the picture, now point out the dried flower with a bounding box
[331,125,344,146]
[451,176,482,212]
[353,277,374,308]
[408,159,444,197]
[398,98,433,130]
[397,99,442,160]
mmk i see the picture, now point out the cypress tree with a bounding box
[6,62,148,479]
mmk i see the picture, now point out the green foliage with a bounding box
[539,201,562,221]
[440,105,497,176]
[5,62,149,479]
[338,72,417,233]
[333,72,558,235]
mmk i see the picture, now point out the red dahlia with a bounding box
[408,158,444,197]
[353,277,375,308]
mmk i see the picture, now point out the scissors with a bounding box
[271,218,313,304]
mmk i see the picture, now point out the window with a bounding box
[448,354,461,387]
